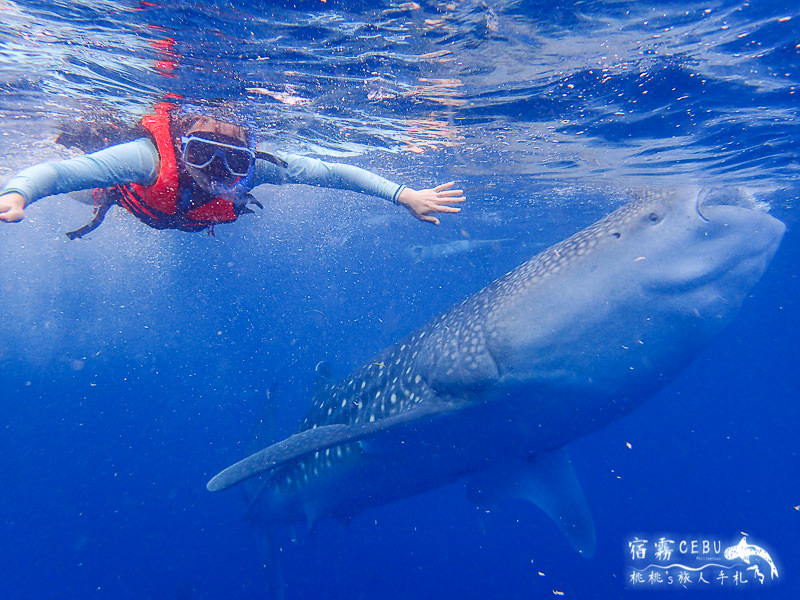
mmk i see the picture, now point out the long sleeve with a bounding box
[252,148,405,203]
[1,138,160,205]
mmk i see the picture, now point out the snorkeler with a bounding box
[0,102,465,237]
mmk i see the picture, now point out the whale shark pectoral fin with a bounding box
[467,447,596,557]
[207,424,350,491]
[207,403,452,492]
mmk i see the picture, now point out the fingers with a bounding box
[405,182,464,225]
[430,205,461,214]
[430,194,464,212]
[433,183,464,199]
[433,195,465,204]
[0,193,26,222]
[0,210,24,223]
[432,183,465,205]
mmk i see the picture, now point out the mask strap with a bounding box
[255,150,288,169]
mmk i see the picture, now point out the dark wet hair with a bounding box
[185,115,249,146]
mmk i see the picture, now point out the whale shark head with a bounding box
[624,187,784,305]
[477,187,784,428]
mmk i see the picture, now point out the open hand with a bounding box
[397,181,465,226]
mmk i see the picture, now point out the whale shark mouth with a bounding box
[695,189,711,222]
[696,187,771,221]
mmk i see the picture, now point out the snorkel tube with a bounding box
[207,169,253,201]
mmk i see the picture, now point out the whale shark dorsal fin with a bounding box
[467,447,596,557]
[737,537,752,562]
[207,402,453,492]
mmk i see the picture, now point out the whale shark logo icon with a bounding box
[723,536,779,582]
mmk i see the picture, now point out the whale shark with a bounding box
[208,188,784,559]
[405,237,513,263]
[724,536,779,580]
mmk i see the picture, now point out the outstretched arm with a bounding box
[254,152,465,225]
[0,137,158,223]
[396,181,465,226]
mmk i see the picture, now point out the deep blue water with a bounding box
[1,1,798,598]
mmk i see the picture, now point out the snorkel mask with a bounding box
[181,117,254,201]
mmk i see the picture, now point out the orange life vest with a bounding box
[114,102,241,232]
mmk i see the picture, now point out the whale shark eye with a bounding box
[648,212,661,223]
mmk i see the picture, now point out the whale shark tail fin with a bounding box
[468,447,596,557]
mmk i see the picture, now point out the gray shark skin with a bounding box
[208,188,784,557]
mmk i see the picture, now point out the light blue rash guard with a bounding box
[1,137,406,208]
